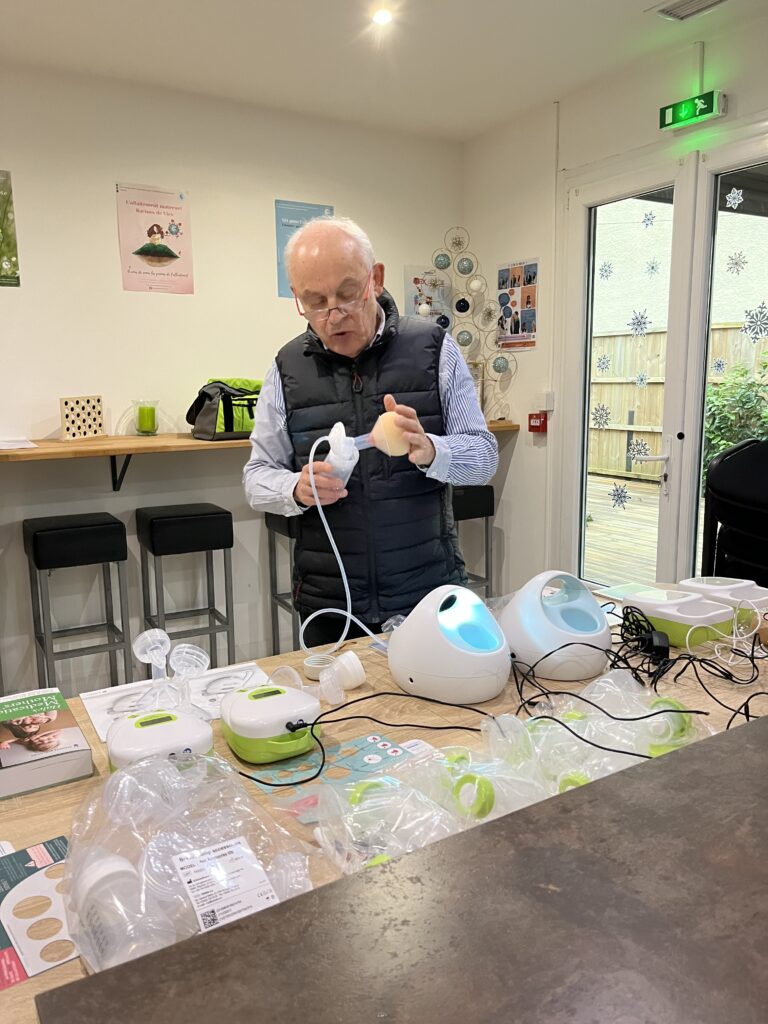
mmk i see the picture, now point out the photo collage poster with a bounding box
[496,258,539,349]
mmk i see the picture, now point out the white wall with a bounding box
[0,63,461,694]
[463,13,768,594]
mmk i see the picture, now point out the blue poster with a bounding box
[275,199,334,298]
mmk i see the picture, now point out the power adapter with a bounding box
[635,629,670,664]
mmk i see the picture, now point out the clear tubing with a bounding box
[300,434,383,656]
[353,434,374,450]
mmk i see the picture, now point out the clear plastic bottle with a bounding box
[73,851,175,971]
[325,422,359,486]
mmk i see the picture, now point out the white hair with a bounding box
[284,216,375,280]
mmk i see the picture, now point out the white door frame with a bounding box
[678,115,768,579]
[548,107,768,583]
[549,148,699,583]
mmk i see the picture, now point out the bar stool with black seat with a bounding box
[23,513,132,689]
[136,503,235,670]
[452,484,495,598]
[265,512,300,655]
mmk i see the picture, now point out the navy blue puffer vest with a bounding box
[276,290,467,621]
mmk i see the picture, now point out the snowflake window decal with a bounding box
[727,251,747,275]
[740,302,768,344]
[642,211,655,229]
[724,187,744,210]
[628,309,651,336]
[591,403,610,429]
[635,371,648,388]
[598,261,613,281]
[646,259,660,277]
[610,483,631,510]
[596,354,611,374]
[627,439,651,462]
[712,357,727,376]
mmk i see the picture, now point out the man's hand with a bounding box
[382,394,435,466]
[294,461,347,507]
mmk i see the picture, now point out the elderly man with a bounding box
[244,217,498,647]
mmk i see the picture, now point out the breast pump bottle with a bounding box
[325,422,361,486]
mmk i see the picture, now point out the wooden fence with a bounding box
[588,326,767,481]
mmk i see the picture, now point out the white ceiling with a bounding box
[0,0,763,139]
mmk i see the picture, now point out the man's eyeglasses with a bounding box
[294,272,373,322]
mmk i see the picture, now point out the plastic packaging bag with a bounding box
[391,742,551,823]
[65,753,329,973]
[313,775,461,874]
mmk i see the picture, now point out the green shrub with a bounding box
[702,353,768,484]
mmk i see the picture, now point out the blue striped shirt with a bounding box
[243,324,498,516]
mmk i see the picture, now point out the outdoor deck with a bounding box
[583,475,662,586]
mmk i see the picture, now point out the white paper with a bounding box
[0,841,14,855]
[0,439,37,450]
[80,662,268,741]
[401,738,436,757]
[173,836,278,932]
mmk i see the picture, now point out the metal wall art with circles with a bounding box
[444,226,470,254]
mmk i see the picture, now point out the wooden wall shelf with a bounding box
[0,422,519,491]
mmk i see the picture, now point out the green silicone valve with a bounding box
[650,697,692,739]
[348,780,386,806]
[452,773,496,819]
[558,770,590,792]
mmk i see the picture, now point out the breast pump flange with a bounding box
[388,585,511,704]
[499,571,611,681]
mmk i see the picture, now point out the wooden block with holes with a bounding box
[59,395,104,441]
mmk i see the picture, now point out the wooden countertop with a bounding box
[0,422,519,465]
[0,433,249,463]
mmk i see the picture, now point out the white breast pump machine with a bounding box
[499,571,611,680]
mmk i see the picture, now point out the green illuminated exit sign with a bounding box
[659,90,727,131]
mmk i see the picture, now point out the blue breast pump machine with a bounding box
[302,419,512,704]
[499,571,611,680]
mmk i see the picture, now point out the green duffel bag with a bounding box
[186,378,262,440]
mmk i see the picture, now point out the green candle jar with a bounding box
[134,400,159,436]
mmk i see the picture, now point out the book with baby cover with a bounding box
[0,689,92,799]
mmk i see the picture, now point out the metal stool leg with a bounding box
[102,563,118,686]
[38,570,57,690]
[289,537,300,651]
[205,550,218,669]
[268,528,280,655]
[223,548,235,664]
[484,516,493,598]
[28,560,47,688]
[117,560,132,685]
[140,545,152,627]
[154,555,166,631]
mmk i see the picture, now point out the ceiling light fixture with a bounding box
[372,8,393,25]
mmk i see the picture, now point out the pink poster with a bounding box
[116,183,193,294]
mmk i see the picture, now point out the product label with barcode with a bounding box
[172,836,278,932]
